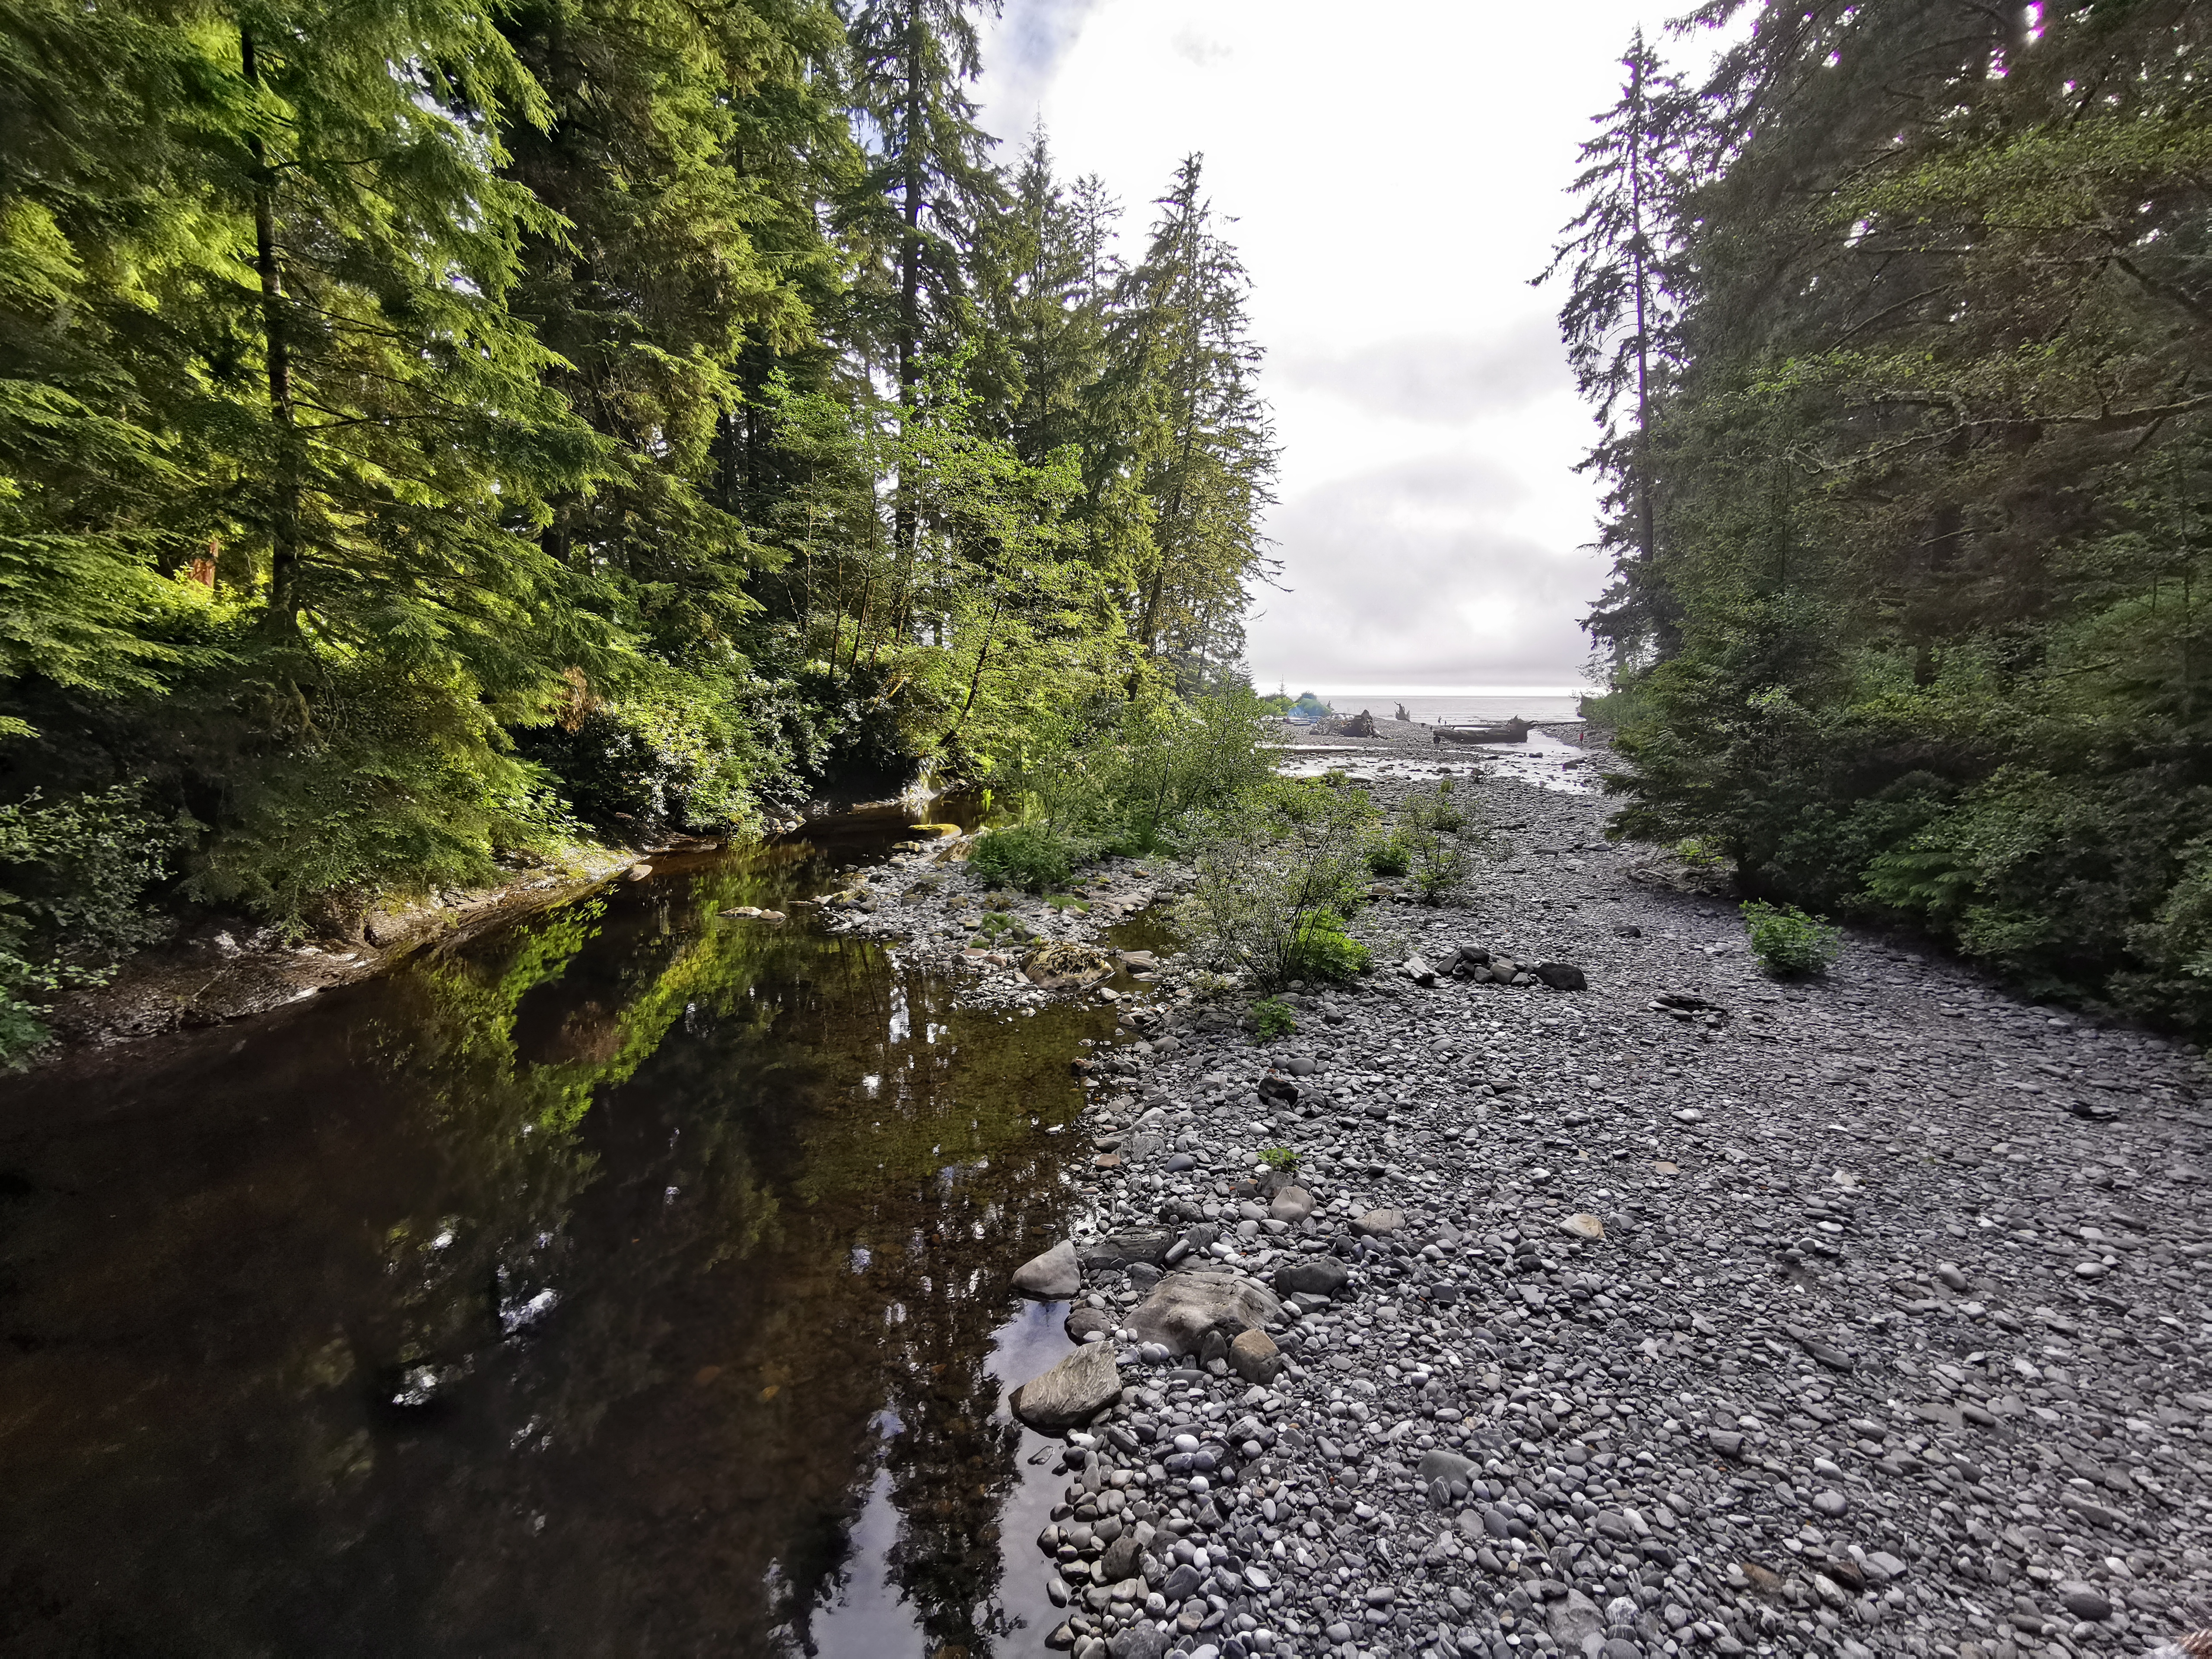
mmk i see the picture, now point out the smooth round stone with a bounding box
[1810,1490,1850,1518]
[1167,1154,1197,1171]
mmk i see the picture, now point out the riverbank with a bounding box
[31,842,652,1053]
[1009,770,2212,1659]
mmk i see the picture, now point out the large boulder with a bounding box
[1547,1588,1607,1649]
[1101,1531,1144,1582]
[1418,1448,1479,1486]
[1009,1341,1122,1433]
[1125,1265,1283,1358]
[1014,1239,1082,1299]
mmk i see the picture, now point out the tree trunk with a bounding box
[244,29,301,632]
[944,592,1004,742]
[889,3,923,640]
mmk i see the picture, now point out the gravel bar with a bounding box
[1008,770,2212,1659]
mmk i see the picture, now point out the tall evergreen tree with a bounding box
[495,0,846,655]
[1538,27,1691,669]
[1109,156,1278,684]
[839,0,1002,393]
[969,127,1115,467]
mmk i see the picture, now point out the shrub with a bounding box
[1367,835,1411,876]
[1178,779,1379,990]
[1251,996,1297,1039]
[1742,900,1841,976]
[1401,786,1467,835]
[969,823,1078,893]
[1259,1146,1301,1172]
[988,685,1278,862]
[1288,914,1371,981]
[1408,834,1476,904]
[1395,785,1487,903]
[1,784,190,1062]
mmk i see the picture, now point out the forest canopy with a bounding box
[0,0,1278,1046]
[1554,0,2212,1035]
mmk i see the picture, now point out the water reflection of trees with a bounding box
[0,843,1102,1657]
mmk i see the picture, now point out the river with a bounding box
[0,805,1128,1657]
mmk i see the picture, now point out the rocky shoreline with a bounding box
[984,771,2212,1659]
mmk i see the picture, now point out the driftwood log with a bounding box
[1433,719,1529,745]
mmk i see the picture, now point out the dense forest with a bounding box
[1557,0,2212,1034]
[0,0,1277,1049]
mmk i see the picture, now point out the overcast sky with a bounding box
[973,0,1684,694]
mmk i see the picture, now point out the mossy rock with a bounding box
[1022,942,1117,990]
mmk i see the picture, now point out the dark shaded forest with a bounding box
[1554,0,2212,1034]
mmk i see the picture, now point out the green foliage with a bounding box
[1249,996,1295,1039]
[516,664,800,840]
[1407,834,1477,906]
[1562,2,2212,1032]
[1392,784,1486,904]
[1178,778,1378,991]
[1367,835,1411,877]
[973,683,1278,893]
[0,784,188,1060]
[1400,785,1468,835]
[1740,901,1840,978]
[1258,1145,1300,1172]
[0,0,1283,983]
[1287,914,1370,982]
[968,823,1078,894]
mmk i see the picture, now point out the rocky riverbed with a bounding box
[988,771,2212,1659]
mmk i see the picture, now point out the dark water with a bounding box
[0,807,1121,1657]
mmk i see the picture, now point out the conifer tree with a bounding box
[1109,156,1278,684]
[840,0,1002,394]
[969,127,1115,467]
[1538,28,1690,668]
[494,0,846,654]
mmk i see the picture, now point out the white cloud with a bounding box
[975,0,1696,687]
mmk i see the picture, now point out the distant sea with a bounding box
[1292,690,1587,725]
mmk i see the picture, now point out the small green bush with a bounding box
[1742,900,1841,976]
[970,823,1077,893]
[1409,836,1475,904]
[1367,834,1411,876]
[0,784,191,1062]
[1287,915,1370,981]
[1401,787,1467,834]
[1251,996,1297,1039]
[1259,1145,1301,1172]
[1674,837,1728,870]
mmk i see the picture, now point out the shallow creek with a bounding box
[0,805,1128,1657]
